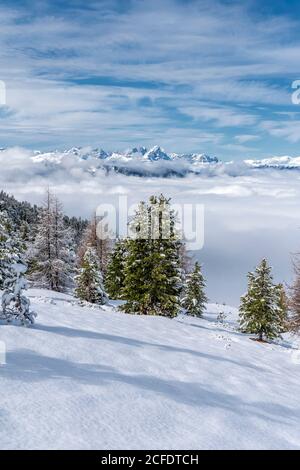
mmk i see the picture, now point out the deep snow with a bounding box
[0,289,299,450]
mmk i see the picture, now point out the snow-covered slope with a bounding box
[0,289,299,450]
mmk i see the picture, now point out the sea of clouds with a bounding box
[1,147,299,305]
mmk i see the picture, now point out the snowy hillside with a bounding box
[0,289,299,450]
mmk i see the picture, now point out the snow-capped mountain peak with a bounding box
[124,146,147,157]
[245,156,300,169]
[26,145,221,177]
[4,145,300,180]
[143,145,170,161]
[173,153,219,164]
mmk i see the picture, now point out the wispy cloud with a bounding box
[0,0,299,157]
[262,119,300,143]
[235,134,260,144]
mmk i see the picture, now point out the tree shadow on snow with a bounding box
[1,349,297,428]
[33,323,263,372]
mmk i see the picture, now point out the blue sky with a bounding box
[0,0,300,159]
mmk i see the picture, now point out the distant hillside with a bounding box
[0,190,88,242]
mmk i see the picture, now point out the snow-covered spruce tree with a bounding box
[0,210,36,325]
[2,259,37,326]
[182,262,207,317]
[148,195,183,318]
[239,259,286,341]
[75,247,108,305]
[121,202,152,315]
[0,210,12,290]
[121,195,183,318]
[105,238,128,300]
[31,190,75,292]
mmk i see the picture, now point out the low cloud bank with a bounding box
[0,146,299,304]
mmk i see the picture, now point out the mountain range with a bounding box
[31,145,219,165]
[2,145,300,178]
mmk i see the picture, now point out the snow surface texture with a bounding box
[0,289,299,450]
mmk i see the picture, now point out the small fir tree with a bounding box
[105,239,128,300]
[239,259,285,341]
[2,261,36,326]
[75,247,108,305]
[0,210,12,289]
[289,258,300,333]
[0,211,36,325]
[182,262,207,317]
[121,195,182,317]
[121,202,152,315]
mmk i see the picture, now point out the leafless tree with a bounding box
[289,256,300,333]
[77,213,112,275]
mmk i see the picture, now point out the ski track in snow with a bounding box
[0,288,299,450]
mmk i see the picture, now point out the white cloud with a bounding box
[235,134,260,144]
[0,0,299,152]
[0,146,299,304]
[181,105,257,128]
[262,120,300,143]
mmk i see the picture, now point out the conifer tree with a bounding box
[289,258,300,333]
[239,259,285,341]
[2,259,37,326]
[51,197,75,291]
[77,214,112,275]
[105,238,128,299]
[0,210,12,289]
[0,210,36,325]
[147,195,183,317]
[121,202,152,314]
[31,190,75,292]
[121,195,182,317]
[19,220,30,241]
[182,262,207,317]
[75,247,108,305]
